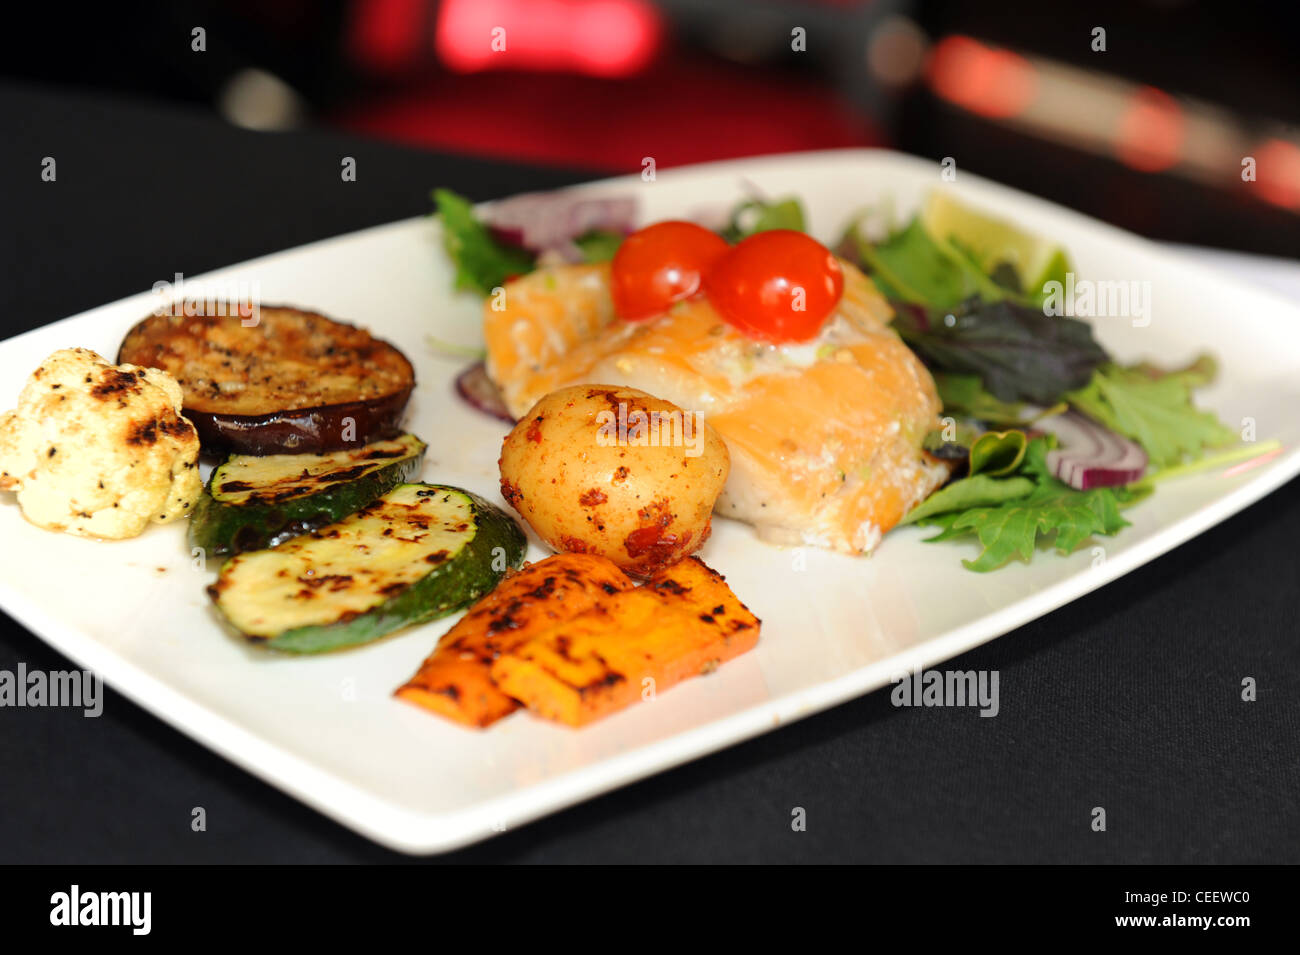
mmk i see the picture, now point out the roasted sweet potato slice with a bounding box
[489,557,760,727]
[395,553,635,727]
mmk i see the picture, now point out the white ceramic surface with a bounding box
[1,149,1297,853]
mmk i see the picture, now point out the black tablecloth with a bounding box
[1,83,1296,864]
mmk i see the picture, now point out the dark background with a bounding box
[3,0,1299,254]
[0,2,1298,862]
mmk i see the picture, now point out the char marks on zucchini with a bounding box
[208,483,526,653]
[189,433,427,556]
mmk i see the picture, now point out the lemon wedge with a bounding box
[920,191,1071,296]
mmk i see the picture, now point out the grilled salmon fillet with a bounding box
[484,261,949,554]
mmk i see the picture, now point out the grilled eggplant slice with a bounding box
[208,484,526,653]
[117,305,415,454]
[189,433,426,556]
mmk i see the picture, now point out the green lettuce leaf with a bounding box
[720,197,806,242]
[900,473,1035,525]
[934,373,1045,428]
[850,219,989,307]
[573,229,625,263]
[1066,364,1237,468]
[1126,352,1218,389]
[911,438,1131,571]
[842,217,1041,309]
[433,188,536,296]
[969,429,1028,477]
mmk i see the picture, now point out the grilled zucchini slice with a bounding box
[189,434,426,556]
[208,483,526,653]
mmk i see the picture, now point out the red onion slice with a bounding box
[455,362,514,422]
[536,240,586,266]
[482,192,637,255]
[1042,411,1147,489]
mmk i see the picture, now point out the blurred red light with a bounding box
[436,0,661,78]
[1253,138,1300,210]
[1116,86,1184,173]
[350,0,424,72]
[926,35,1036,119]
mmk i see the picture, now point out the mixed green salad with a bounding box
[833,192,1259,571]
[434,187,1277,572]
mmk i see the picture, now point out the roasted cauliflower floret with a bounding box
[0,347,202,539]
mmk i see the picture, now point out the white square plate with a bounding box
[2,150,1297,854]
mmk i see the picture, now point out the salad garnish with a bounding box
[837,195,1246,569]
[1064,363,1238,468]
[434,188,537,295]
[718,194,806,242]
[901,435,1140,572]
[892,298,1108,405]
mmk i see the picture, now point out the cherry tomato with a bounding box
[610,221,730,321]
[703,230,844,343]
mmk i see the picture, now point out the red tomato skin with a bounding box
[703,230,844,343]
[610,221,729,321]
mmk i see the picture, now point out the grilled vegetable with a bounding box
[490,557,760,726]
[117,305,415,454]
[208,483,525,653]
[189,433,426,556]
[396,553,636,727]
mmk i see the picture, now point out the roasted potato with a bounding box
[499,385,729,577]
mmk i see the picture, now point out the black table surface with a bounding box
[1,82,1296,864]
